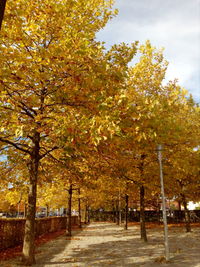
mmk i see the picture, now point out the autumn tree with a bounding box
[111,41,200,241]
[0,0,137,264]
[164,139,200,231]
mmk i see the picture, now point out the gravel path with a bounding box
[1,222,200,267]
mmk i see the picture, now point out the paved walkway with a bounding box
[1,222,200,266]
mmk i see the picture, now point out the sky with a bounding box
[97,0,200,103]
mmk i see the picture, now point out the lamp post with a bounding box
[157,144,170,261]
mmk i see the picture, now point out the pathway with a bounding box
[1,222,200,266]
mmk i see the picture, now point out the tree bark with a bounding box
[182,194,191,232]
[67,184,73,236]
[115,201,119,225]
[84,204,87,224]
[118,191,122,225]
[124,194,129,230]
[140,185,147,242]
[87,206,90,223]
[0,0,7,30]
[46,205,49,217]
[24,203,27,218]
[157,199,161,223]
[22,160,39,264]
[78,189,82,228]
[112,202,116,223]
[178,200,181,211]
[84,204,90,223]
[22,132,40,265]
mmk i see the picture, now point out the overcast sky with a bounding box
[97,0,200,103]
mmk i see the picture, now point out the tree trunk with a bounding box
[140,185,147,242]
[115,201,119,225]
[157,199,161,223]
[24,203,27,218]
[86,205,90,223]
[22,156,39,265]
[182,194,191,232]
[46,205,49,217]
[124,194,129,230]
[78,189,82,228]
[87,206,90,224]
[0,0,7,30]
[118,191,122,225]
[84,204,87,224]
[112,202,116,223]
[178,200,181,211]
[67,184,73,236]
[18,202,20,218]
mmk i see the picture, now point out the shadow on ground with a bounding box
[34,223,200,267]
[0,225,85,267]
[2,223,200,267]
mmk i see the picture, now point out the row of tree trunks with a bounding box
[113,199,123,225]
[67,185,85,236]
[112,195,129,227]
[114,189,147,239]
[115,187,191,243]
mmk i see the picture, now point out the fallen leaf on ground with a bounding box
[66,237,81,240]
[154,256,167,263]
[175,248,182,254]
[62,258,77,263]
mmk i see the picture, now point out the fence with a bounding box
[0,216,78,251]
[89,210,200,223]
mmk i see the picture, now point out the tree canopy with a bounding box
[0,0,199,265]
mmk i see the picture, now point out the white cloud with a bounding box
[97,0,200,102]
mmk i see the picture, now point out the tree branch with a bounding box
[0,137,31,154]
[39,146,59,159]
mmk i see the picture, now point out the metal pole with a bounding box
[157,145,170,261]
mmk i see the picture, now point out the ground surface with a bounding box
[0,222,200,267]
